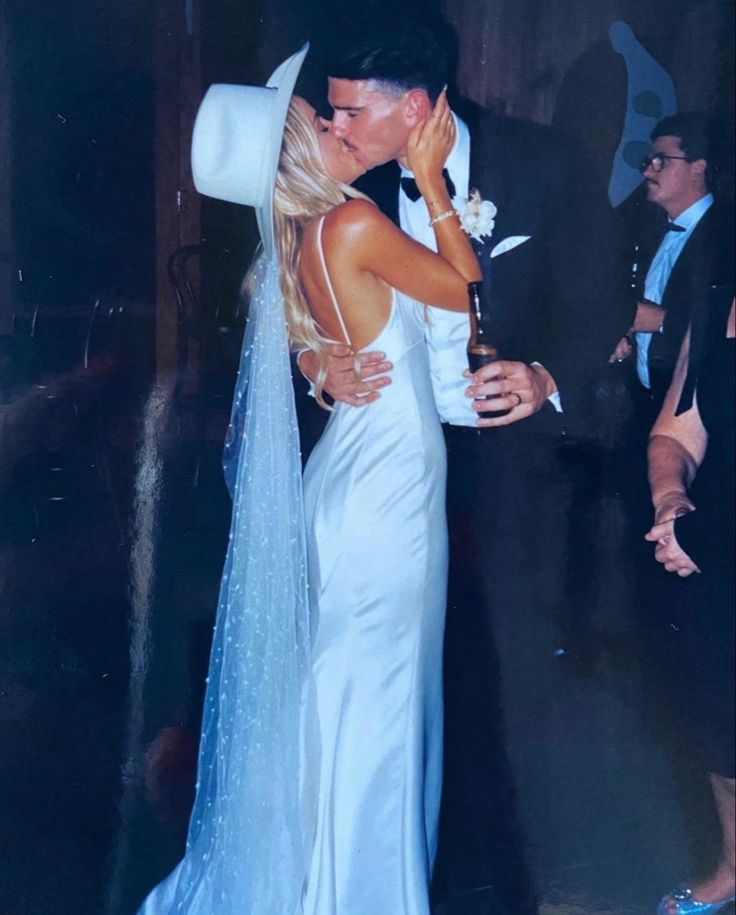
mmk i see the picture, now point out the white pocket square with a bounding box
[490,235,532,258]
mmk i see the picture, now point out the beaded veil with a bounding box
[137,44,314,913]
[138,253,312,915]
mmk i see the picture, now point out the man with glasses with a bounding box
[610,112,733,780]
[609,112,733,411]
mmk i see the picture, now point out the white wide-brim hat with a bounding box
[191,44,309,259]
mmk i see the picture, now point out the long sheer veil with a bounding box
[139,252,311,913]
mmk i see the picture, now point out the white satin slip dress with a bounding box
[300,215,449,915]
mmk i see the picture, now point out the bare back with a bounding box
[299,205,394,351]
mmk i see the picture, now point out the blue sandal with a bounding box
[657,886,736,914]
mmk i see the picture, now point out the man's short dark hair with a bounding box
[651,112,725,189]
[328,16,454,104]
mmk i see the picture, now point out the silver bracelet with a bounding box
[428,209,457,227]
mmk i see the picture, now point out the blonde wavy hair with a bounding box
[271,99,369,408]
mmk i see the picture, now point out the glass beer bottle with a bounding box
[466,280,509,417]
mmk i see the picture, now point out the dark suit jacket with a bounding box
[646,200,735,407]
[677,281,736,416]
[464,107,627,434]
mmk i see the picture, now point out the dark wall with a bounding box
[5,0,733,315]
[7,0,155,307]
[441,0,735,126]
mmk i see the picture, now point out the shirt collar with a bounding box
[670,193,714,232]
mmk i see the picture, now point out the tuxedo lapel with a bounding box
[468,116,517,238]
[661,206,713,304]
[465,111,551,361]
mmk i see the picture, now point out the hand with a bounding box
[298,343,393,407]
[644,491,700,576]
[608,335,633,364]
[464,360,556,427]
[406,89,455,194]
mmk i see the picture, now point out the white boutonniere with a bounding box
[455,189,497,242]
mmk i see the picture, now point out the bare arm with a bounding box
[644,330,707,575]
[608,301,665,363]
[648,330,708,511]
[407,91,481,286]
[330,201,474,314]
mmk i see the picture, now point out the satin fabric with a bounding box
[301,287,448,915]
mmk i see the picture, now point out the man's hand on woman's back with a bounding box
[298,344,393,406]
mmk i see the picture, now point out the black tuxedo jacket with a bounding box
[645,201,735,406]
[356,106,629,437]
[465,108,628,431]
[677,281,735,415]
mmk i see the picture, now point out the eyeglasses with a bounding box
[639,153,691,174]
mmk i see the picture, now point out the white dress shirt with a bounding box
[636,193,713,388]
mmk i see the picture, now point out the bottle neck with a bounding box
[468,281,491,342]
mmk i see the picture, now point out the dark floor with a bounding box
[0,322,730,915]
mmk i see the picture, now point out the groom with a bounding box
[299,17,627,914]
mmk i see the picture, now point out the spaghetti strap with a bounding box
[316,215,352,348]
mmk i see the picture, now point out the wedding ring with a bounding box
[353,357,362,381]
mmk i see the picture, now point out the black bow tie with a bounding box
[400,169,456,202]
[666,222,686,232]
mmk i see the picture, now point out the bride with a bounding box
[137,46,480,915]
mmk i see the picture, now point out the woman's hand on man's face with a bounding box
[406,89,455,189]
